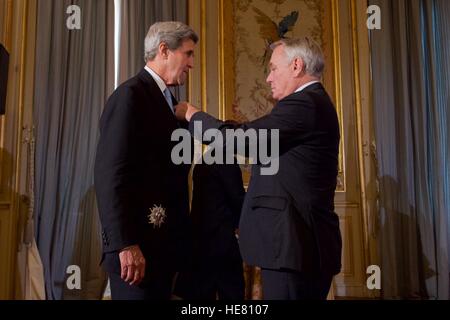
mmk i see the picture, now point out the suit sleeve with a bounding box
[94,87,140,253]
[188,95,314,157]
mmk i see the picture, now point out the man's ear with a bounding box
[292,58,305,76]
[159,42,169,59]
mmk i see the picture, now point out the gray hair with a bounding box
[144,21,199,62]
[270,37,325,78]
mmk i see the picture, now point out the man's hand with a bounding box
[119,245,146,286]
[174,101,200,122]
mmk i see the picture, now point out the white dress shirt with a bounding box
[144,65,175,113]
[294,80,320,94]
[144,65,167,94]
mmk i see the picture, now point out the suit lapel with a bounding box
[137,69,180,128]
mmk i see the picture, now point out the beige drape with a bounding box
[34,0,115,299]
[370,0,450,299]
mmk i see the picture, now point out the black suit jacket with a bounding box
[190,162,245,266]
[189,83,342,275]
[94,69,192,276]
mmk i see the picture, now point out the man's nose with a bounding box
[188,57,194,69]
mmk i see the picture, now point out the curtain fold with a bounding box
[34,0,115,299]
[370,0,450,299]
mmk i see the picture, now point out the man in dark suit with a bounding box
[94,21,198,300]
[175,154,246,300]
[175,37,342,300]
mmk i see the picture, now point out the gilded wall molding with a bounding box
[349,0,380,297]
[0,0,14,196]
[331,0,345,192]
[0,0,37,299]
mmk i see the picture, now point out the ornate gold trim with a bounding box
[340,214,355,276]
[3,0,13,50]
[200,0,207,112]
[14,0,28,197]
[350,0,369,256]
[331,0,346,192]
[349,0,380,298]
[0,0,13,153]
[217,0,235,121]
[218,0,225,120]
[187,0,203,108]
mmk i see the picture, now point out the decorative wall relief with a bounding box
[233,0,325,121]
[229,0,344,191]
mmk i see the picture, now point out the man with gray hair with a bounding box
[175,37,342,299]
[95,21,198,300]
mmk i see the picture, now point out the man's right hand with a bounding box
[119,245,146,286]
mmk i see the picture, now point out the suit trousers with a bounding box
[261,268,333,300]
[109,270,175,300]
[175,261,245,300]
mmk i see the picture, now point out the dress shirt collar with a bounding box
[144,65,167,94]
[294,80,320,94]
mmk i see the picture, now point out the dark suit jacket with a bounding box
[189,83,342,276]
[173,161,245,299]
[94,69,192,277]
[190,162,245,266]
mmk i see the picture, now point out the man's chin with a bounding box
[167,76,186,86]
[180,75,188,85]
